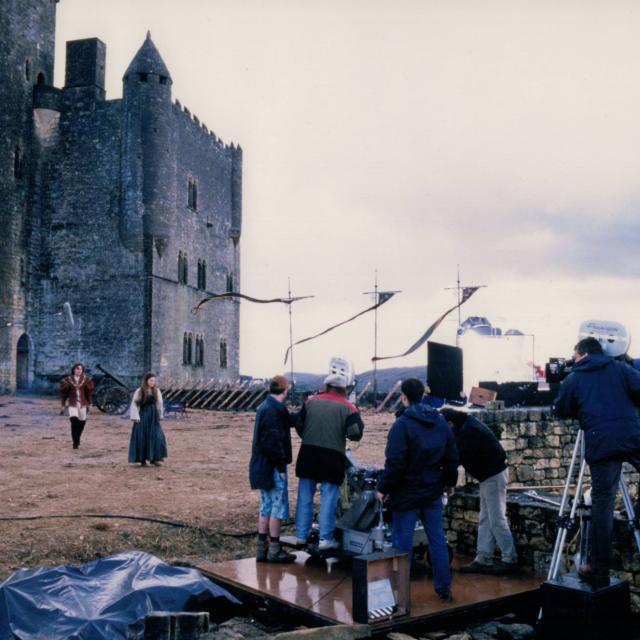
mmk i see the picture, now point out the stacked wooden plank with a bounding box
[159,379,268,412]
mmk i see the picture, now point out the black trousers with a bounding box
[70,417,86,448]
[589,453,640,573]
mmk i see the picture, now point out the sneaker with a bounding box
[437,590,453,603]
[295,538,308,546]
[267,542,296,564]
[459,560,494,574]
[318,539,340,551]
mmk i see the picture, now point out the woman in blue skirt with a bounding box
[128,372,167,467]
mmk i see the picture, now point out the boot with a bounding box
[77,420,86,447]
[70,418,81,449]
[256,539,268,562]
[267,541,296,564]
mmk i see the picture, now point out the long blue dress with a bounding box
[128,396,168,464]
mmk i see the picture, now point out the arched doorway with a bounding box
[16,333,31,389]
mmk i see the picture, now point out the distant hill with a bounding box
[290,366,426,393]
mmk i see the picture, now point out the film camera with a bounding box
[545,357,575,384]
[545,320,631,384]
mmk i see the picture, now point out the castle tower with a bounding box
[121,33,177,369]
[0,0,58,390]
[121,32,175,256]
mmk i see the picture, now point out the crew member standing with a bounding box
[59,362,94,449]
[249,375,296,563]
[377,378,458,602]
[295,373,364,550]
[441,408,518,574]
[554,337,640,587]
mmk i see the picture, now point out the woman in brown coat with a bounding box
[59,362,95,449]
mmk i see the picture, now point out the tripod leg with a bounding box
[547,431,588,580]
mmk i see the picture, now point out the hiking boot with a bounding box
[578,564,610,588]
[459,560,494,574]
[267,542,296,564]
[256,539,268,562]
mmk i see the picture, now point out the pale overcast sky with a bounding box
[55,0,640,377]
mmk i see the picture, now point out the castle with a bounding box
[0,1,242,391]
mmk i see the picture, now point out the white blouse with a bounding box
[129,388,164,421]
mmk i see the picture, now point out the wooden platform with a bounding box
[194,553,542,631]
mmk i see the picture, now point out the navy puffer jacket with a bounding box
[377,403,459,511]
[553,354,640,464]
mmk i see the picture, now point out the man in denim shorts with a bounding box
[249,375,296,563]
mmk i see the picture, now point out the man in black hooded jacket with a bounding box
[440,408,518,575]
[554,337,640,586]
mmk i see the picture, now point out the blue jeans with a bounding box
[392,498,451,595]
[295,478,340,542]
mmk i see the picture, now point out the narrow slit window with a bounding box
[219,338,228,369]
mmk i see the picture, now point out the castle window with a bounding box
[178,251,188,285]
[20,258,26,286]
[187,333,193,365]
[197,259,206,290]
[138,73,148,83]
[226,273,234,293]
[37,72,45,85]
[187,177,198,211]
[159,76,168,85]
[219,338,228,369]
[195,335,204,367]
[182,332,189,365]
[14,146,23,180]
[25,60,31,82]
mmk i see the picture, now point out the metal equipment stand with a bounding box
[539,429,640,638]
[546,429,640,582]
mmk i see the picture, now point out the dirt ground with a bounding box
[0,394,392,582]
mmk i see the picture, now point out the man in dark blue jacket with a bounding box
[377,378,459,601]
[441,408,518,575]
[554,337,640,586]
[249,375,296,563]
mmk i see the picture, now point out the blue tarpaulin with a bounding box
[0,550,240,640]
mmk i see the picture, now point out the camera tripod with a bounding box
[546,428,640,582]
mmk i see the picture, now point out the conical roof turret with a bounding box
[124,31,172,80]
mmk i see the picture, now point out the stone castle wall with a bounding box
[0,1,242,391]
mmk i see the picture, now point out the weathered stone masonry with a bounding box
[443,409,640,608]
[0,1,241,392]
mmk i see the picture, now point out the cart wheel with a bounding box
[102,387,130,415]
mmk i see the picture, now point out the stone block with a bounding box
[144,611,209,640]
[273,624,370,639]
[516,465,535,482]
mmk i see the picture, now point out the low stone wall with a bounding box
[443,408,640,607]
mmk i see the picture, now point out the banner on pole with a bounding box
[372,286,480,362]
[192,292,313,314]
[284,292,397,364]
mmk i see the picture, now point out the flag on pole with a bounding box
[284,292,397,364]
[372,286,480,362]
[192,291,313,314]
